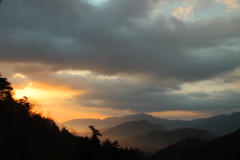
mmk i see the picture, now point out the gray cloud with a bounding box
[188,91,210,98]
[73,88,240,113]
[0,0,240,115]
[1,0,240,81]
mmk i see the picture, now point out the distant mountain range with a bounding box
[62,112,240,136]
[182,112,240,136]
[102,120,167,140]
[146,129,240,160]
[62,113,166,132]
[119,128,218,153]
[62,112,240,153]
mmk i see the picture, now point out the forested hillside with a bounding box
[102,120,167,140]
[120,128,217,153]
[146,129,240,160]
[0,74,142,160]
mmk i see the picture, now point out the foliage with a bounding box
[0,74,13,101]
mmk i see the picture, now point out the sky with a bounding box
[0,0,240,123]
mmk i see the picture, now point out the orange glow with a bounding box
[12,79,209,123]
[49,108,110,123]
[150,110,202,120]
[13,82,113,123]
[14,80,85,99]
[13,82,89,123]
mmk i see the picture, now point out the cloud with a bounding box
[188,91,210,98]
[72,86,240,112]
[0,0,240,117]
[1,0,240,81]
[172,5,195,19]
[216,0,240,11]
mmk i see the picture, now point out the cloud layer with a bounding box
[0,0,240,118]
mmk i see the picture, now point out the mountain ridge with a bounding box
[102,120,167,140]
[62,112,240,136]
[120,127,218,153]
[146,129,240,160]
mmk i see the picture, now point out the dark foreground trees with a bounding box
[0,74,142,160]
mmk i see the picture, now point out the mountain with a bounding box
[120,128,218,153]
[146,129,240,160]
[62,112,240,136]
[146,137,205,160]
[62,118,112,132]
[102,120,167,140]
[62,113,186,132]
[184,112,240,136]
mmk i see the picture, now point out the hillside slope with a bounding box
[147,129,240,160]
[187,112,240,136]
[102,120,167,140]
[120,128,217,153]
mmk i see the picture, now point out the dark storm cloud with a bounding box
[0,0,240,82]
[0,0,240,114]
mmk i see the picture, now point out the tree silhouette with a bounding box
[103,139,120,149]
[0,73,143,160]
[89,125,102,146]
[0,73,13,101]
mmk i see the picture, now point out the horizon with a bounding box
[1,0,240,123]
[54,110,237,123]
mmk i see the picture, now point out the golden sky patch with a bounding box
[172,5,194,19]
[13,83,85,122]
[216,0,240,11]
[150,110,203,120]
[13,73,26,79]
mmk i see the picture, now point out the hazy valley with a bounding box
[1,74,240,159]
[62,112,240,153]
